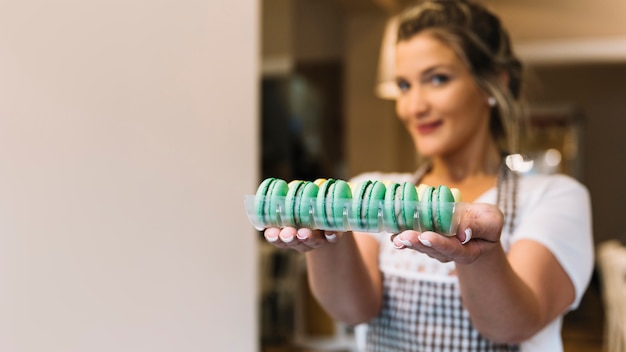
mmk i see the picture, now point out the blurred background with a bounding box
[0,0,624,351]
[259,0,626,351]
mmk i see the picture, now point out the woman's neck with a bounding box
[420,142,503,202]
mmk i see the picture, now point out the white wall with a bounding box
[0,1,259,351]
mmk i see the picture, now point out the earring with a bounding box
[488,97,497,107]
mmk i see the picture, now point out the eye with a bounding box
[426,73,450,86]
[396,79,410,92]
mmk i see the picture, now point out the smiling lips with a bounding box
[416,120,443,134]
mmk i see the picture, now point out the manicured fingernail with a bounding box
[393,241,405,249]
[296,230,308,240]
[418,235,432,247]
[280,234,294,243]
[325,233,337,241]
[399,239,413,247]
[461,228,472,245]
[266,235,278,243]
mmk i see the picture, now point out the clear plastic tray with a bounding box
[244,195,467,236]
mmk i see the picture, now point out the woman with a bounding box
[263,0,594,350]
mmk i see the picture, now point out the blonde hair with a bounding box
[397,0,525,153]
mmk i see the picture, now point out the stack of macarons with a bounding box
[254,177,352,230]
[251,177,462,235]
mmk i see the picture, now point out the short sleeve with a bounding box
[511,174,594,309]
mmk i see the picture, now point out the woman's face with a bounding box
[395,32,492,159]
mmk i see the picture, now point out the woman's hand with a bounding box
[391,203,505,264]
[263,227,346,253]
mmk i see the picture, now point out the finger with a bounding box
[263,228,294,250]
[456,203,504,243]
[389,233,404,249]
[392,230,429,249]
[414,231,452,255]
[274,228,333,252]
[324,231,340,243]
[461,228,472,245]
[418,229,489,264]
[265,227,344,252]
[295,228,328,248]
[264,227,281,244]
[398,231,463,263]
[280,227,319,250]
[278,227,298,244]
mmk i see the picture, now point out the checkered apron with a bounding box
[361,163,520,351]
[365,272,520,351]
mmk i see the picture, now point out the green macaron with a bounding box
[285,180,305,227]
[401,182,419,231]
[352,180,386,232]
[383,181,418,233]
[418,185,435,232]
[383,182,402,233]
[254,177,275,226]
[254,177,288,227]
[417,184,457,234]
[433,185,455,235]
[284,180,319,228]
[316,179,352,230]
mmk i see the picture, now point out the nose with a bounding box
[398,86,428,119]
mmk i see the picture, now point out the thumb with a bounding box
[456,203,504,244]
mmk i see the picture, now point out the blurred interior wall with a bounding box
[262,0,343,75]
[524,63,626,245]
[0,1,259,351]
[344,12,417,178]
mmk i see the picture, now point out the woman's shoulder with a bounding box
[518,172,590,204]
[348,171,414,184]
[519,172,588,192]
